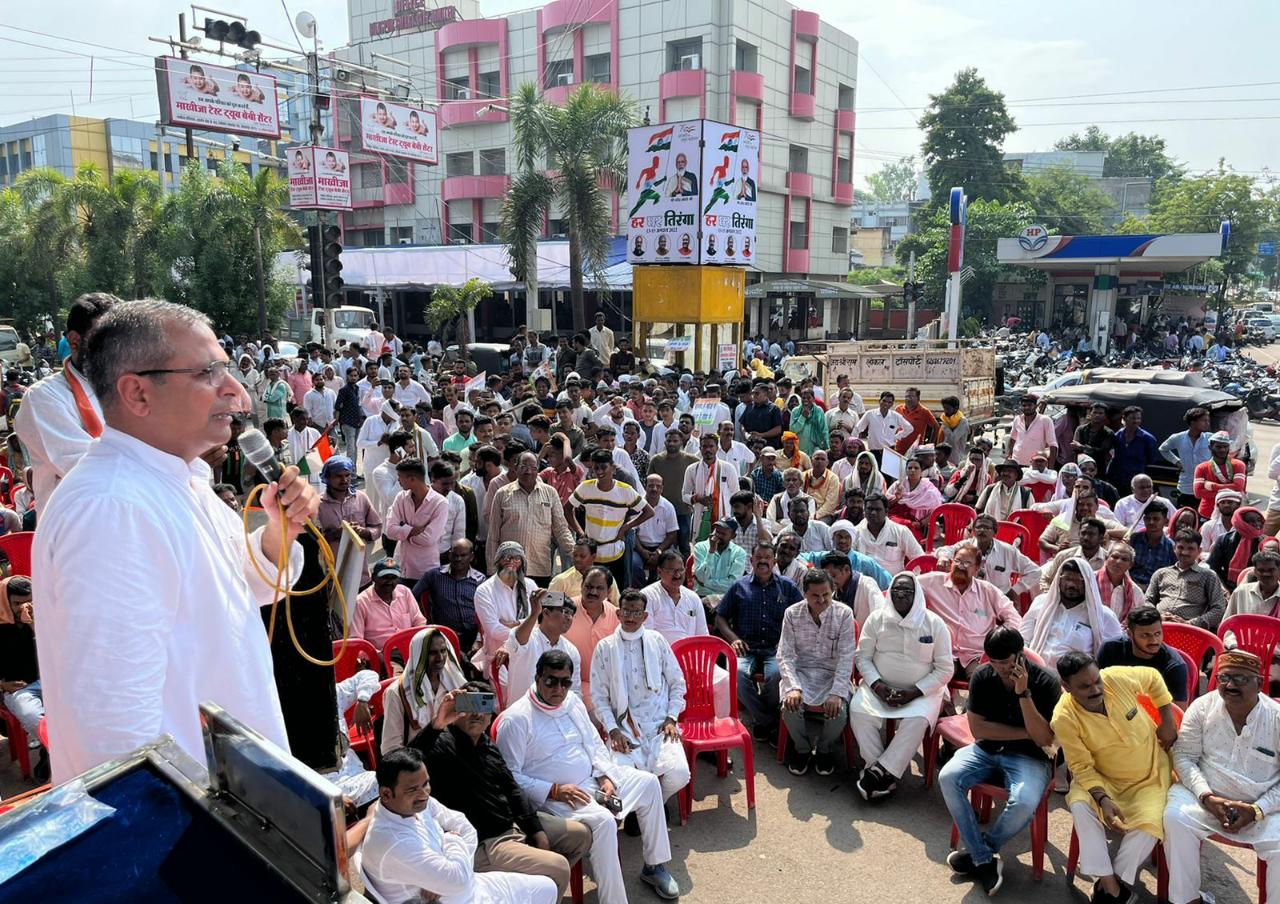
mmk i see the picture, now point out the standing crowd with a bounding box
[2,295,1278,904]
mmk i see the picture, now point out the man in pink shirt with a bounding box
[1006,394,1057,467]
[918,545,1023,681]
[383,458,450,582]
[351,559,426,652]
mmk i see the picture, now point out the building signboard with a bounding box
[359,97,438,165]
[155,56,280,139]
[288,146,352,210]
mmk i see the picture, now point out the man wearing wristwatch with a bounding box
[1163,649,1280,904]
[1051,654,1177,904]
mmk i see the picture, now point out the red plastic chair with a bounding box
[905,554,938,574]
[0,531,33,577]
[927,503,977,552]
[382,625,463,677]
[685,555,696,590]
[332,638,380,682]
[0,704,32,780]
[948,778,1053,880]
[776,623,861,768]
[995,520,1032,552]
[1026,481,1056,504]
[490,657,507,711]
[346,676,394,769]
[1157,835,1267,904]
[1008,509,1052,564]
[671,635,755,824]
[1162,622,1226,680]
[1173,646,1200,702]
[1218,613,1280,671]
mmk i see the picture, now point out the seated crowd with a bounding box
[8,312,1279,904]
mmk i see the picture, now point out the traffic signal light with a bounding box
[321,224,344,299]
[306,224,325,302]
[204,18,261,50]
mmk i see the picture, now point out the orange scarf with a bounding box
[63,360,103,438]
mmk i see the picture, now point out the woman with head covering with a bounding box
[232,353,263,426]
[848,571,953,800]
[380,627,467,757]
[472,540,538,673]
[885,457,945,537]
[1206,504,1267,590]
[1021,557,1125,671]
[1166,506,1201,539]
[322,363,342,395]
[943,448,989,507]
[1052,462,1082,501]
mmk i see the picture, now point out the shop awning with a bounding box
[745,277,888,299]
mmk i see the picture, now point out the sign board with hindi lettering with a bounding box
[691,399,721,431]
[156,56,281,139]
[625,119,760,266]
[359,96,438,165]
[717,343,737,372]
[288,146,352,210]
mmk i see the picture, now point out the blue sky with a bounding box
[2,1,1276,189]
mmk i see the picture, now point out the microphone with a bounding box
[239,427,286,484]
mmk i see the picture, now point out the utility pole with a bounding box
[307,39,328,341]
[906,250,917,340]
[177,14,195,161]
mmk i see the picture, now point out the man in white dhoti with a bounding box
[360,747,558,904]
[1021,557,1124,672]
[850,572,952,800]
[778,568,857,777]
[1164,649,1280,904]
[14,292,115,505]
[496,649,682,902]
[34,300,318,783]
[505,589,581,702]
[590,588,690,802]
[331,668,380,808]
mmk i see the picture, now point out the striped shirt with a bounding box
[569,479,644,563]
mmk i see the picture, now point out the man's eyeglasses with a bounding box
[134,360,232,386]
[619,608,646,618]
[1218,672,1259,687]
[539,675,574,689]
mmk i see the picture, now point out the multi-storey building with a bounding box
[325,0,858,335]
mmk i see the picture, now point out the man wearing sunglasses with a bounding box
[33,299,319,783]
[1164,649,1280,904]
[496,649,681,902]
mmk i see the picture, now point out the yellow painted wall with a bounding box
[633,266,745,324]
[68,116,109,170]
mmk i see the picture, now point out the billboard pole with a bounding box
[177,14,195,160]
[946,186,967,347]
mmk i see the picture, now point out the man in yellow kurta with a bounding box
[1051,653,1178,904]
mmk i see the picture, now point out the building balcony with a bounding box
[385,181,415,206]
[790,89,815,120]
[542,0,615,30]
[659,69,706,119]
[544,82,576,105]
[786,171,813,198]
[730,69,764,101]
[835,109,855,133]
[784,248,810,272]
[441,174,511,203]
[436,18,506,52]
[792,9,821,39]
[833,182,855,205]
[439,98,509,129]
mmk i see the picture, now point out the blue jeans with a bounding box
[736,652,781,731]
[938,744,1051,866]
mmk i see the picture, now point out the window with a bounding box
[385,158,409,184]
[444,75,470,100]
[150,151,159,171]
[793,65,812,95]
[446,152,473,177]
[32,134,47,167]
[350,228,384,248]
[788,144,808,174]
[480,221,501,243]
[111,135,145,170]
[548,218,568,237]
[735,41,757,73]
[447,222,473,244]
[477,70,500,100]
[584,53,610,84]
[838,83,855,112]
[206,154,220,172]
[389,226,414,244]
[667,38,703,72]
[789,221,808,250]
[545,59,574,89]
[479,148,506,176]
[831,227,848,253]
[836,155,852,184]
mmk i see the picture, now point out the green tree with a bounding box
[501,82,635,333]
[1147,163,1269,311]
[918,69,1020,206]
[1023,165,1114,235]
[64,164,166,301]
[12,167,86,325]
[1055,126,1184,183]
[425,278,493,368]
[894,198,1039,321]
[847,265,906,286]
[863,156,918,203]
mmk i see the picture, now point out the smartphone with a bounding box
[454,691,498,714]
[1226,805,1241,824]
[543,591,569,608]
[594,790,624,814]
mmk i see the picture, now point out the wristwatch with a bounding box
[1016,690,1031,699]
[1254,803,1265,823]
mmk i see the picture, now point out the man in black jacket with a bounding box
[409,680,591,899]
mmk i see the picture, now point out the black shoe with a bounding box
[813,752,836,776]
[856,764,896,801]
[946,851,977,876]
[33,747,50,784]
[623,812,641,837]
[752,724,772,743]
[787,749,811,776]
[975,856,1003,896]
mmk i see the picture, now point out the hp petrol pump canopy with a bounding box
[625,120,759,266]
[155,56,281,139]
[288,146,352,210]
[359,96,439,165]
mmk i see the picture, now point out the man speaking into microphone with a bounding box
[33,300,320,783]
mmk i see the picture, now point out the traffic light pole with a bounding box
[177,14,195,161]
[906,251,916,340]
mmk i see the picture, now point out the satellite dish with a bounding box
[295,11,317,38]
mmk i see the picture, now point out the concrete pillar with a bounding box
[1089,263,1120,355]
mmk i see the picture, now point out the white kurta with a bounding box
[357,414,395,478]
[853,520,925,574]
[13,361,101,505]
[360,797,556,904]
[504,627,582,701]
[473,574,540,668]
[34,427,301,783]
[333,669,380,807]
[640,582,709,644]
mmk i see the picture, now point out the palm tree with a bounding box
[223,165,302,333]
[501,82,636,334]
[63,164,165,300]
[13,167,82,325]
[424,278,492,368]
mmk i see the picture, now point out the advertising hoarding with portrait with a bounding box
[155,56,280,139]
[698,121,760,267]
[288,146,352,210]
[358,96,438,165]
[625,119,702,265]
